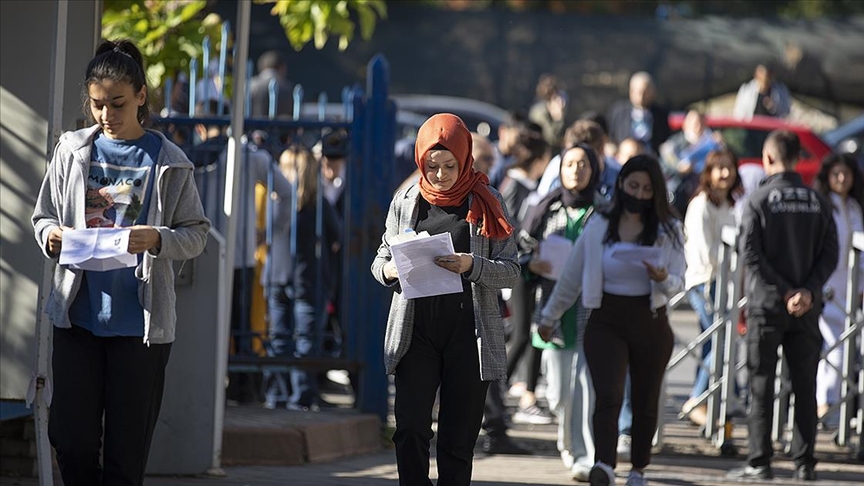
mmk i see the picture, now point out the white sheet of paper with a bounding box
[609,245,664,267]
[537,234,574,281]
[390,232,463,300]
[59,228,138,272]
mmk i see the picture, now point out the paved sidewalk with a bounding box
[2,309,861,485]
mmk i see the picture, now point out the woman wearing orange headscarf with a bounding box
[372,114,519,485]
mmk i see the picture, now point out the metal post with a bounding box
[772,347,790,445]
[348,55,394,423]
[706,237,729,441]
[32,2,69,484]
[839,232,864,445]
[717,226,740,452]
[212,0,251,471]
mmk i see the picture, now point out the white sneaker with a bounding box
[561,450,575,469]
[588,461,615,486]
[571,462,592,482]
[513,404,555,425]
[617,434,632,462]
[625,470,647,486]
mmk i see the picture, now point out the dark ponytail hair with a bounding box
[82,39,150,125]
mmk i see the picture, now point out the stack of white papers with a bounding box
[537,234,574,281]
[608,245,664,267]
[58,227,138,272]
[389,231,463,300]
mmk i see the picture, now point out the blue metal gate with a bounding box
[152,54,395,422]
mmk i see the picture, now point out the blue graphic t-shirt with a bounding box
[68,132,162,337]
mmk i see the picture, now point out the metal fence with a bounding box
[151,36,396,421]
[657,226,864,453]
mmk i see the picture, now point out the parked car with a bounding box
[391,94,511,141]
[667,114,832,186]
[664,114,832,216]
[822,115,864,169]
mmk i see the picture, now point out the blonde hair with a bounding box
[279,147,319,211]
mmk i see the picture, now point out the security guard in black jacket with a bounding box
[728,130,838,482]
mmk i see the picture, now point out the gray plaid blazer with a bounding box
[371,184,520,380]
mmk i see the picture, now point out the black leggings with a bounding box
[584,294,673,469]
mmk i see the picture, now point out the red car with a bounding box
[667,114,832,186]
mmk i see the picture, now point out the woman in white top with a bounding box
[681,148,742,426]
[537,155,685,486]
[813,153,864,423]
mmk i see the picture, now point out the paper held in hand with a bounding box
[537,234,574,281]
[388,231,463,300]
[608,244,664,268]
[58,228,138,272]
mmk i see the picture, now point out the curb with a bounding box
[222,408,382,466]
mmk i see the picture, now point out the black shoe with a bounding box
[726,465,773,480]
[794,464,816,481]
[482,435,531,455]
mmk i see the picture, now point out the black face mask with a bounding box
[619,190,653,214]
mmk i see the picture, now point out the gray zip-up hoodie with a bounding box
[32,125,210,344]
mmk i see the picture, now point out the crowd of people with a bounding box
[374,69,859,486]
[30,37,861,485]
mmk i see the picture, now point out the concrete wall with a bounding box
[0,0,99,400]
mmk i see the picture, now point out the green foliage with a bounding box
[102,0,388,99]
[102,0,223,97]
[255,0,387,51]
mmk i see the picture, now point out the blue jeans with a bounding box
[265,285,324,408]
[686,283,715,399]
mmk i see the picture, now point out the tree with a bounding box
[256,0,387,51]
[102,0,387,100]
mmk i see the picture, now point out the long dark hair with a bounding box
[692,147,742,207]
[82,39,150,125]
[815,153,864,209]
[604,155,681,247]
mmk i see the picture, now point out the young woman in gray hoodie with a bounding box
[31,39,209,484]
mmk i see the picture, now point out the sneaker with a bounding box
[571,462,592,482]
[513,404,555,425]
[482,435,532,455]
[617,434,632,462]
[726,464,773,480]
[588,462,615,486]
[794,463,816,481]
[625,470,647,486]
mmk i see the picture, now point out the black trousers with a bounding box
[49,325,172,486]
[583,294,673,469]
[393,305,489,486]
[482,379,509,438]
[505,277,541,391]
[745,310,822,468]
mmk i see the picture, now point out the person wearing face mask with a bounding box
[536,155,684,486]
[523,143,601,481]
[371,114,519,486]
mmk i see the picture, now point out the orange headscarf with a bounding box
[414,113,513,240]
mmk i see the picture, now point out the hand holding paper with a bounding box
[537,234,574,281]
[389,232,463,299]
[58,228,138,272]
[434,253,473,274]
